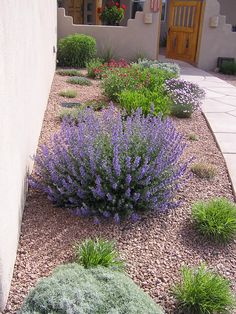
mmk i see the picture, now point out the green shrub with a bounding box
[59,89,77,98]
[86,58,103,78]
[57,69,84,77]
[119,88,171,116]
[192,198,236,242]
[220,61,236,75]
[74,238,124,270]
[173,264,235,314]
[57,34,96,68]
[67,76,92,86]
[20,264,164,314]
[191,163,216,180]
[102,67,174,102]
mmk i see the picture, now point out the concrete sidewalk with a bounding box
[160,56,236,196]
[181,64,236,196]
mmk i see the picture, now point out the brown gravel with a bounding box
[3,72,236,314]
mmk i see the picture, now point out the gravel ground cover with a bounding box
[3,72,236,314]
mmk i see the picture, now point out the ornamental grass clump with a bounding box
[30,106,189,223]
[192,198,236,242]
[173,264,235,314]
[165,78,205,118]
[74,238,124,270]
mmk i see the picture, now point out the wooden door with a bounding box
[166,0,202,63]
[67,0,84,24]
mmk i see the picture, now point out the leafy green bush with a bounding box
[102,67,175,102]
[59,89,77,98]
[20,264,164,314]
[57,69,84,77]
[74,238,124,270]
[67,76,92,86]
[58,34,96,68]
[173,264,235,314]
[119,88,171,116]
[192,198,236,242]
[86,58,103,78]
[191,163,216,180]
[220,61,236,75]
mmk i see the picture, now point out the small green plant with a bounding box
[59,107,82,121]
[57,34,96,68]
[67,76,92,86]
[57,69,84,77]
[191,163,216,180]
[100,47,115,63]
[86,58,103,78]
[172,264,235,314]
[59,89,77,98]
[74,238,124,270]
[220,61,236,75]
[188,133,198,141]
[84,99,107,111]
[192,198,236,242]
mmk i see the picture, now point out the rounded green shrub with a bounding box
[57,34,96,68]
[173,264,235,314]
[192,198,236,242]
[20,264,164,314]
[74,238,124,270]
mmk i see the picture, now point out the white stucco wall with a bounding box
[218,0,236,26]
[197,0,236,70]
[58,0,160,60]
[0,0,57,310]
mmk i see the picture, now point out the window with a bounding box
[161,0,167,21]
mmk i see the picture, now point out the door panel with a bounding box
[166,0,202,63]
[68,0,84,24]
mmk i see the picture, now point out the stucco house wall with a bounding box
[0,0,57,310]
[218,0,236,26]
[58,0,160,60]
[197,0,236,70]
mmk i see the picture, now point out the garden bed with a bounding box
[3,71,236,314]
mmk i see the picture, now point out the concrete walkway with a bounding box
[160,56,236,196]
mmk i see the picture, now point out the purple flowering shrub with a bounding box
[165,79,205,118]
[30,106,189,223]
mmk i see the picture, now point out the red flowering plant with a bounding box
[98,1,126,25]
[92,59,130,79]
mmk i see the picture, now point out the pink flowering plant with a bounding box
[164,78,205,118]
[29,106,189,224]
